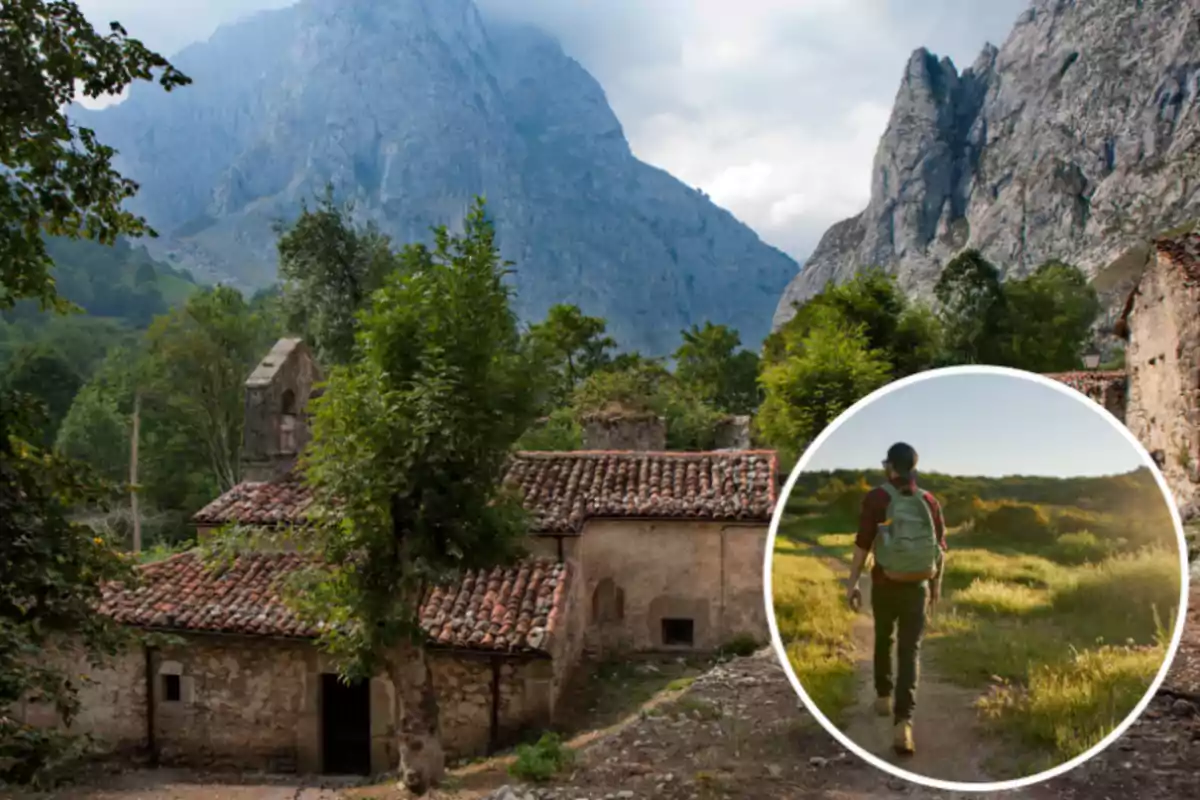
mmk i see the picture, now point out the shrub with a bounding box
[718,633,761,659]
[1051,548,1181,646]
[1052,531,1109,564]
[975,501,1055,547]
[508,733,575,782]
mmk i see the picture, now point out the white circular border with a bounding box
[761,365,1192,793]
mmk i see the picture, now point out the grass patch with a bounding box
[666,677,696,692]
[508,733,575,782]
[772,532,857,724]
[977,644,1166,766]
[1049,548,1181,645]
[927,544,1180,766]
[952,579,1052,617]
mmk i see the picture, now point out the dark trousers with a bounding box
[871,580,928,724]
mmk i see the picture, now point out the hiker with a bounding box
[844,442,946,757]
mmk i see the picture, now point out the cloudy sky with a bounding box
[75,0,1031,262]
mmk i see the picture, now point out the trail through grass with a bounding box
[777,505,1182,777]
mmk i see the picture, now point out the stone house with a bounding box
[25,338,778,776]
[1112,232,1200,509]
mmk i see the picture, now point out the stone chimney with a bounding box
[714,415,753,450]
[581,408,667,451]
[240,338,322,483]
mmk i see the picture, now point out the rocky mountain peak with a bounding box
[774,0,1200,330]
[73,0,798,355]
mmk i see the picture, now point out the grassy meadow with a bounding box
[772,467,1182,773]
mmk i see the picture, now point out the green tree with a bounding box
[275,188,396,366]
[999,260,1101,372]
[524,304,616,408]
[757,305,892,464]
[674,322,760,414]
[288,199,540,793]
[0,392,136,785]
[55,381,130,485]
[934,250,1008,365]
[141,286,278,493]
[1,342,82,447]
[1,0,190,311]
[571,359,725,451]
[767,268,944,378]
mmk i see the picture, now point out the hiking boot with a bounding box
[874,696,892,717]
[893,721,915,756]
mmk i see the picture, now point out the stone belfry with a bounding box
[240,338,322,482]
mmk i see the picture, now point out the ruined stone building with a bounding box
[20,338,777,775]
[1040,233,1200,513]
[1114,233,1200,511]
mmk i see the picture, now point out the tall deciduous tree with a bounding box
[934,250,1008,365]
[767,268,944,378]
[1,0,189,311]
[275,188,396,366]
[294,199,540,793]
[757,305,892,465]
[141,286,278,493]
[999,260,1101,372]
[524,303,616,408]
[673,321,760,415]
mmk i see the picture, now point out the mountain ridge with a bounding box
[774,0,1200,330]
[72,0,799,355]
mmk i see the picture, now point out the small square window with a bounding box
[163,674,181,702]
[661,618,695,647]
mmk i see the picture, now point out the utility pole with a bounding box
[130,391,142,555]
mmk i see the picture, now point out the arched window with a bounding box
[279,389,298,454]
[591,578,624,624]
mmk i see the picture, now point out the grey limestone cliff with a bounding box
[775,0,1200,330]
[75,0,798,355]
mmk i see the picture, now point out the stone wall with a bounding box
[1125,250,1200,509]
[580,412,667,451]
[571,519,769,655]
[22,633,564,774]
[152,637,315,772]
[241,339,321,482]
[11,642,147,759]
[1046,371,1128,424]
[714,416,753,450]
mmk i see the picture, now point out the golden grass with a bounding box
[977,645,1166,766]
[930,545,1179,766]
[771,535,857,724]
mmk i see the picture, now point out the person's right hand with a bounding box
[846,583,862,611]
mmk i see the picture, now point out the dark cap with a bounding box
[886,442,918,475]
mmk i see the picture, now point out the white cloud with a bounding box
[71,0,1030,262]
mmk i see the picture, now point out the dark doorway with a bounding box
[662,617,695,647]
[320,673,371,775]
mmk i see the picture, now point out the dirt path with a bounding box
[839,573,1015,784]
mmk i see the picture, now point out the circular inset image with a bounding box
[764,366,1189,792]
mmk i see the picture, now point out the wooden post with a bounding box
[130,391,142,555]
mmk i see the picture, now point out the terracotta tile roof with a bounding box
[195,451,780,533]
[505,451,779,533]
[194,471,314,526]
[1043,371,1126,395]
[99,551,570,654]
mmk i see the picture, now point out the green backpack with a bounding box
[874,483,940,579]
